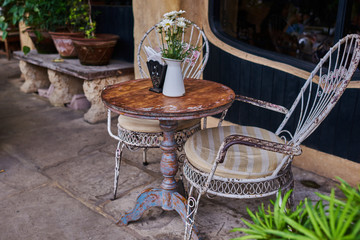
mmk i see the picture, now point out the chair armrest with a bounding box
[235,94,288,114]
[215,134,302,164]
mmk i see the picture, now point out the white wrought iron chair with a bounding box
[107,21,218,200]
[183,34,360,239]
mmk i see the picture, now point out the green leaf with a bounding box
[304,199,322,237]
[3,0,12,7]
[264,229,311,240]
[19,7,25,18]
[328,189,336,235]
[8,5,18,14]
[273,191,281,229]
[347,218,360,239]
[22,46,31,55]
[316,192,346,207]
[283,215,319,239]
[313,201,331,238]
[230,235,265,240]
[337,205,359,238]
[2,30,8,40]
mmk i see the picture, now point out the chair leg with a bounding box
[113,141,124,200]
[184,185,202,240]
[142,148,148,166]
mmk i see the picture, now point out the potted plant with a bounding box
[0,0,21,40]
[49,0,87,58]
[154,10,199,97]
[25,0,70,54]
[0,0,69,54]
[70,0,119,66]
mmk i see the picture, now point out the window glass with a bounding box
[346,0,360,35]
[219,0,339,63]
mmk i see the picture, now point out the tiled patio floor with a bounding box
[0,56,340,240]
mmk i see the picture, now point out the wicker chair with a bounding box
[183,34,360,239]
[106,21,213,200]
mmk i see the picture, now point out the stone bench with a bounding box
[14,50,134,123]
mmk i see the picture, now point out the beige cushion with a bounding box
[184,125,285,179]
[118,115,201,133]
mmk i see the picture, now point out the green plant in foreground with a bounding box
[231,178,360,240]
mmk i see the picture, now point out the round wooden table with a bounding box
[101,78,235,238]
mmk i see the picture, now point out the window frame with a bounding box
[208,0,357,78]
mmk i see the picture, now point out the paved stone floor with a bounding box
[0,56,341,239]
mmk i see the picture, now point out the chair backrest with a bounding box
[137,21,209,79]
[275,34,360,146]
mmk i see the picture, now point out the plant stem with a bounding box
[88,0,95,38]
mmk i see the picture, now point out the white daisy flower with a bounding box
[160,19,174,31]
[177,21,186,29]
[177,17,186,22]
[177,10,186,15]
[163,11,177,19]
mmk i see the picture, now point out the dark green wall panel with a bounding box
[93,6,134,62]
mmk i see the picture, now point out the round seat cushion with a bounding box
[118,115,201,133]
[184,125,286,179]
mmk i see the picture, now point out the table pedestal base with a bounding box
[117,120,199,239]
[118,188,198,239]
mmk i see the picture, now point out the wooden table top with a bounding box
[101,78,235,120]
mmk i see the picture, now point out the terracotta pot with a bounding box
[71,33,119,66]
[28,30,57,54]
[49,32,84,58]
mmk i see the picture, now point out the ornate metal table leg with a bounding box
[117,120,198,239]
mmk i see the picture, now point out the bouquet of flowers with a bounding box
[157,10,199,61]
[145,10,200,95]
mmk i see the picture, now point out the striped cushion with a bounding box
[184,125,285,179]
[118,115,201,133]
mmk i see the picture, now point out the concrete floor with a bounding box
[0,56,341,240]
